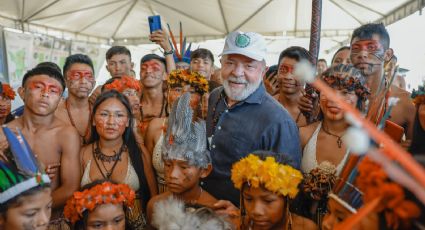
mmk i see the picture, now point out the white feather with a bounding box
[294,60,316,83]
[342,127,370,154]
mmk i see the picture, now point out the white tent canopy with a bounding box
[0,0,424,47]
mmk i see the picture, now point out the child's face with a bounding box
[0,187,52,230]
[322,196,379,230]
[242,185,286,230]
[86,203,125,230]
[164,159,206,194]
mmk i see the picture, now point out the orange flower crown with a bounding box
[167,69,209,95]
[356,157,421,229]
[63,181,136,224]
[1,83,16,100]
[231,154,303,198]
[104,76,141,93]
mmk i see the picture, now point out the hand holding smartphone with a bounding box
[148,15,162,33]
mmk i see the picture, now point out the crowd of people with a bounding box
[0,21,424,230]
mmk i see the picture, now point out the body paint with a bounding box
[28,81,62,96]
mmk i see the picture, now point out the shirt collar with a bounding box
[243,82,266,104]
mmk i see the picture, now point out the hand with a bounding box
[212,200,239,217]
[149,29,172,52]
[299,89,315,113]
[45,163,61,180]
[264,73,279,96]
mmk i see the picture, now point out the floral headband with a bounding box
[167,69,209,95]
[64,181,136,224]
[411,83,425,105]
[104,76,141,93]
[1,83,16,100]
[356,157,420,229]
[320,64,370,101]
[231,154,303,198]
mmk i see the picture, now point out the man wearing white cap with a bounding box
[203,31,301,206]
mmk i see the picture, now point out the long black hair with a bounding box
[88,90,151,210]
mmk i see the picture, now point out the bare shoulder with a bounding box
[149,192,171,207]
[299,121,320,148]
[199,190,218,207]
[80,144,93,164]
[292,214,318,230]
[147,118,165,132]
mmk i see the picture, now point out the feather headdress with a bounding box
[152,197,233,230]
[0,127,50,203]
[162,92,210,169]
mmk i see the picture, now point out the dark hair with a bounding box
[140,54,166,67]
[36,62,62,73]
[89,91,151,210]
[63,54,94,77]
[278,46,311,67]
[106,46,131,61]
[351,23,390,50]
[190,48,214,64]
[22,66,66,91]
[0,184,51,214]
[73,180,131,230]
[318,59,327,65]
[331,46,350,65]
[409,105,425,155]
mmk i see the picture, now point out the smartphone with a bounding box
[148,15,161,33]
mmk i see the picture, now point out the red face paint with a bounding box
[351,40,384,56]
[141,61,162,73]
[68,70,95,82]
[28,81,62,96]
[278,64,294,75]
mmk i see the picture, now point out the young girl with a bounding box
[0,83,16,125]
[79,90,157,229]
[231,151,317,230]
[146,92,216,223]
[144,69,208,193]
[64,180,135,230]
[0,127,52,230]
[300,64,370,176]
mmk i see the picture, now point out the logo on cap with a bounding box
[235,34,250,48]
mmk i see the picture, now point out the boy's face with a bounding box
[163,159,209,194]
[242,185,286,230]
[350,34,390,77]
[21,75,63,116]
[190,57,213,79]
[106,54,133,78]
[65,63,95,99]
[0,187,52,230]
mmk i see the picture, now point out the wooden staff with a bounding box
[304,0,322,123]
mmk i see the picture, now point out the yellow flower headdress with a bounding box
[231,154,303,198]
[167,69,209,95]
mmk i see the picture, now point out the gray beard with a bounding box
[222,76,261,101]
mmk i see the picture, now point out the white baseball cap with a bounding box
[220,31,267,61]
